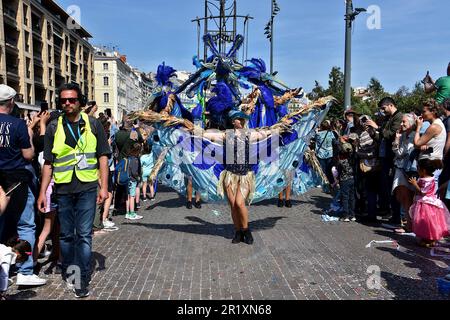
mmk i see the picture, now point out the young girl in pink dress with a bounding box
[409,159,450,247]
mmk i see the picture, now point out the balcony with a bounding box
[53,24,63,37]
[35,75,44,87]
[32,28,42,40]
[34,56,43,67]
[53,41,62,51]
[3,7,17,27]
[7,65,19,74]
[5,37,19,53]
[6,66,19,81]
[5,43,19,54]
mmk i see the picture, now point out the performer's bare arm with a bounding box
[202,131,225,142]
[250,118,293,141]
[274,88,302,107]
[160,94,177,116]
[242,87,261,116]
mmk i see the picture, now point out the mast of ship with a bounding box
[192,0,253,63]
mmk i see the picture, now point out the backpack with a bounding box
[115,158,130,186]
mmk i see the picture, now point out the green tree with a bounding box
[307,81,326,101]
[325,67,345,120]
[367,77,385,101]
[306,67,434,121]
[394,82,432,114]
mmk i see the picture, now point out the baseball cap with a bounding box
[344,108,359,116]
[0,85,17,101]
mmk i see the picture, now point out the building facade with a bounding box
[94,48,149,122]
[0,0,94,109]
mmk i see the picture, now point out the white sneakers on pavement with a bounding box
[103,220,116,229]
[125,213,143,220]
[16,274,47,286]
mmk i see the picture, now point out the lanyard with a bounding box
[65,118,84,150]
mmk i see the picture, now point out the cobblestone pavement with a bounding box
[8,187,450,300]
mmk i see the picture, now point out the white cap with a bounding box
[0,84,16,101]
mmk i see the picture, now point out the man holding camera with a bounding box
[364,97,403,224]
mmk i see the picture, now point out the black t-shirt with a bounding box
[44,114,111,195]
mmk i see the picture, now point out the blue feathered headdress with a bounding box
[239,58,267,80]
[156,62,177,86]
[207,81,235,114]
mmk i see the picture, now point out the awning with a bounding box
[16,102,41,112]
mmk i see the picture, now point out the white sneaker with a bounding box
[126,213,143,220]
[16,274,47,286]
[103,220,116,229]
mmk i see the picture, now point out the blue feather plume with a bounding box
[207,81,234,114]
[239,58,267,81]
[156,62,177,86]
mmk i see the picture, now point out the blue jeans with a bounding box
[0,188,36,276]
[340,179,355,218]
[57,191,97,286]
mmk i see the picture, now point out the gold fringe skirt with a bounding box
[217,171,256,205]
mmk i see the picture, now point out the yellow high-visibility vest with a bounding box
[52,113,98,184]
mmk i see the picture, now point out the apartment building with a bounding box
[94,48,153,122]
[0,0,94,109]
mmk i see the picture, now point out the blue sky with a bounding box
[57,0,450,93]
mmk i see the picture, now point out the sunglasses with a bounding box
[60,98,79,104]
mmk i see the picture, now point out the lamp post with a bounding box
[265,0,280,75]
[344,0,366,110]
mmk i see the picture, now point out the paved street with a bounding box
[8,187,450,300]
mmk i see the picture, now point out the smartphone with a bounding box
[40,102,49,113]
[5,182,22,196]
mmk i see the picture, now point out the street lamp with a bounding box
[344,0,366,110]
[265,0,280,75]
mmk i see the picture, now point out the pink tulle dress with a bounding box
[409,177,450,241]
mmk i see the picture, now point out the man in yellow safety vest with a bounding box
[37,83,110,298]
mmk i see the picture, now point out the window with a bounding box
[104,93,109,103]
[103,63,108,70]
[103,76,109,86]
